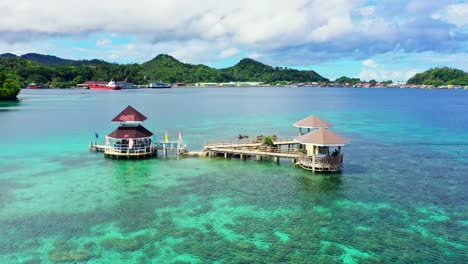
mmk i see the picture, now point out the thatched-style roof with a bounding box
[294,128,348,146]
[293,115,332,128]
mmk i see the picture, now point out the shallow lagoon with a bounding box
[0,88,467,263]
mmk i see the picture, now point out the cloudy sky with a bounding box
[1,0,467,81]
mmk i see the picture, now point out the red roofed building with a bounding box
[105,105,156,159]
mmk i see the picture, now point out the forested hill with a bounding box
[407,67,468,86]
[0,53,328,88]
[221,58,326,83]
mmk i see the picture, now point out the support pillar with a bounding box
[224,152,228,159]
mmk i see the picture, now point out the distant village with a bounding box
[192,81,468,90]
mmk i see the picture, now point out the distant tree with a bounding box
[0,72,21,100]
[335,76,361,85]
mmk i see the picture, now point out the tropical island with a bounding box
[1,53,467,90]
[0,53,327,88]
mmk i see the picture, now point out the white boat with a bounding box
[116,81,138,89]
[148,82,171,89]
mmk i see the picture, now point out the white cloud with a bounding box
[358,58,419,82]
[359,6,375,16]
[433,3,468,27]
[218,48,240,59]
[0,0,361,49]
[358,68,418,82]
[247,53,262,60]
[96,38,112,46]
[363,59,377,68]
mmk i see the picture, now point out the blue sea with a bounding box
[0,87,467,263]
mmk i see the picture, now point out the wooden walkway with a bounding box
[208,147,299,159]
[202,140,301,164]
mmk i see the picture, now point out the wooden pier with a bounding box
[201,140,301,164]
[90,110,349,172]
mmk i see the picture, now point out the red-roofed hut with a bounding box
[104,105,156,159]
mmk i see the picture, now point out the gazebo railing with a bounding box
[299,153,343,170]
[105,143,154,154]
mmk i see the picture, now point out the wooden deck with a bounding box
[90,141,187,159]
[202,140,301,164]
[208,147,300,159]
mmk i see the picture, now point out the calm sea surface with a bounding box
[0,88,467,263]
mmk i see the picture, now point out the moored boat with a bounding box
[85,80,122,90]
[116,81,138,89]
[27,83,44,89]
[148,82,171,89]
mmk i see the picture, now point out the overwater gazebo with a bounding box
[293,115,333,135]
[104,105,157,159]
[294,126,348,172]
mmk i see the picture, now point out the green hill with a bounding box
[407,67,468,86]
[221,58,327,83]
[141,54,222,83]
[0,53,19,58]
[0,53,328,88]
[20,53,76,65]
[334,76,362,85]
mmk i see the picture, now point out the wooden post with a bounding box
[274,157,280,164]
[224,152,228,159]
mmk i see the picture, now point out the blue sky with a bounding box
[0,0,467,81]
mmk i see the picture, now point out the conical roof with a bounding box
[107,125,153,139]
[112,105,147,122]
[294,128,348,146]
[293,115,332,128]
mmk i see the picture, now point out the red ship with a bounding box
[27,83,44,89]
[84,80,122,90]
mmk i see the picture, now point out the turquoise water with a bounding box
[0,88,467,263]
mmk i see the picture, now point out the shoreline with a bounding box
[20,85,468,90]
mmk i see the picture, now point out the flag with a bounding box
[129,138,134,149]
[105,136,110,146]
[95,132,99,139]
[178,131,183,143]
[165,131,169,143]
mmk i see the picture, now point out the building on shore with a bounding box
[195,82,265,87]
[104,105,157,159]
